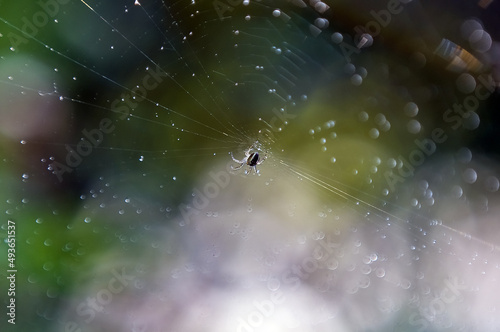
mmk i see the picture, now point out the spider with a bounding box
[230,146,267,173]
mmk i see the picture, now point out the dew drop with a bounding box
[351,74,363,86]
[462,111,480,130]
[451,185,463,198]
[407,119,421,134]
[357,67,368,78]
[331,32,343,44]
[404,102,419,117]
[314,18,329,29]
[485,176,500,192]
[369,128,379,139]
[455,73,476,94]
[469,29,492,53]
[374,113,386,125]
[375,268,386,278]
[358,276,370,288]
[456,147,472,163]
[327,258,338,270]
[47,287,59,299]
[43,261,54,270]
[344,63,355,75]
[358,111,369,122]
[463,168,477,184]
[357,34,373,48]
[401,279,411,289]
[314,1,328,13]
[267,278,280,291]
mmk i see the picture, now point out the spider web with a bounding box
[1,0,500,331]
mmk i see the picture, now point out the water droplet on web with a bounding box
[357,67,368,78]
[358,111,369,122]
[345,282,359,294]
[463,168,477,184]
[314,1,329,13]
[314,18,329,29]
[407,120,421,134]
[374,113,386,126]
[326,258,338,270]
[375,268,386,278]
[357,34,373,48]
[485,176,500,192]
[451,185,463,198]
[463,111,480,130]
[358,276,370,288]
[267,278,280,291]
[47,287,59,299]
[404,102,419,117]
[331,32,343,44]
[461,19,483,39]
[344,63,356,75]
[456,147,472,163]
[456,73,476,94]
[369,128,379,139]
[400,279,411,289]
[43,261,54,270]
[469,29,492,53]
[351,74,363,86]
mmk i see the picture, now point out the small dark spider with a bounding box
[230,147,266,173]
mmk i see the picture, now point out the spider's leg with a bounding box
[230,152,244,163]
[244,148,252,158]
[257,154,267,165]
[231,162,245,170]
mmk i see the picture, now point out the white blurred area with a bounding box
[56,154,500,332]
